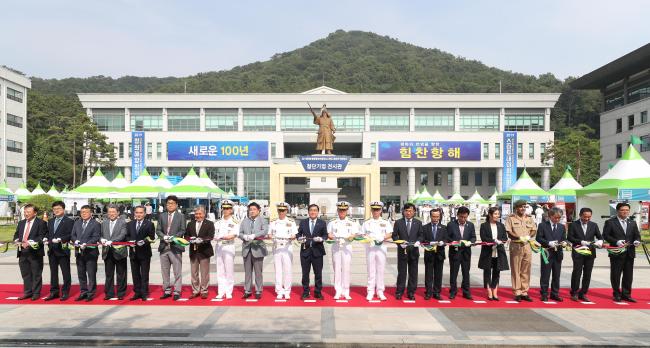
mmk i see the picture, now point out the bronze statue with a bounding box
[309,103,336,155]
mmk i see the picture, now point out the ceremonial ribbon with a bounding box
[512,238,549,264]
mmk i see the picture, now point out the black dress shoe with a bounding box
[407,294,415,301]
[448,293,456,300]
[60,295,69,301]
[424,293,431,300]
[173,294,180,301]
[255,293,262,300]
[130,295,141,301]
[160,293,172,300]
[75,294,86,301]
[17,295,31,300]
[463,294,473,300]
[141,296,147,301]
[395,294,402,300]
[493,297,500,301]
[31,296,40,301]
[314,292,323,300]
[433,293,441,300]
[578,295,590,302]
[242,293,252,299]
[614,295,622,302]
[85,296,94,302]
[301,293,310,300]
[571,295,579,301]
[551,295,563,302]
[541,295,549,302]
[117,296,124,300]
[514,295,522,302]
[521,295,533,302]
[44,294,58,301]
[104,296,112,300]
[622,296,637,303]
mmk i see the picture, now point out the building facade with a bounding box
[78,86,558,204]
[0,66,30,189]
[571,43,650,174]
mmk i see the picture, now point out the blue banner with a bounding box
[502,131,518,192]
[618,189,650,201]
[167,141,268,161]
[300,155,350,172]
[131,131,145,181]
[378,141,481,161]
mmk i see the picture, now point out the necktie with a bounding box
[82,220,88,231]
[136,221,141,232]
[407,220,411,234]
[54,218,61,233]
[621,220,627,233]
[432,224,437,240]
[110,220,115,237]
[310,220,315,235]
[23,220,31,243]
[552,224,557,235]
[250,219,255,231]
[167,213,173,235]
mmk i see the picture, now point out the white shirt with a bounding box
[215,216,240,241]
[195,219,204,233]
[269,217,298,239]
[362,217,393,243]
[490,223,498,258]
[327,217,360,239]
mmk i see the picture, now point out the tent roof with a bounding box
[199,172,226,194]
[578,145,650,196]
[72,169,116,193]
[447,193,466,204]
[549,169,583,196]
[120,169,161,196]
[498,169,548,197]
[111,171,130,189]
[466,190,487,204]
[154,172,174,189]
[14,182,32,199]
[167,168,213,195]
[31,183,46,195]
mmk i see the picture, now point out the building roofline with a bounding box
[570,42,650,90]
[0,66,31,88]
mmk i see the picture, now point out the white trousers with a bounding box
[215,243,235,296]
[273,244,293,295]
[332,243,352,295]
[366,244,387,294]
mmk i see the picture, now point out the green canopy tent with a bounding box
[548,168,583,203]
[432,190,447,204]
[68,169,119,199]
[199,172,227,196]
[446,193,466,205]
[466,190,489,205]
[120,169,161,199]
[46,184,62,199]
[31,183,46,196]
[497,169,549,203]
[111,171,130,190]
[14,182,32,202]
[486,188,498,204]
[414,187,436,204]
[166,168,214,198]
[154,172,174,191]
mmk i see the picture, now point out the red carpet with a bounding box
[1,284,649,309]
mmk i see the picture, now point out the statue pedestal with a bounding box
[306,176,340,218]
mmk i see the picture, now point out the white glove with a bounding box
[105,240,112,246]
[313,236,323,242]
[163,235,172,242]
[52,238,61,244]
[81,243,87,250]
[595,240,603,248]
[14,239,19,243]
[495,239,503,245]
[100,238,107,245]
[549,241,558,248]
[43,238,49,244]
[520,235,530,242]
[244,234,253,241]
[633,240,641,247]
[463,240,472,247]
[74,240,80,247]
[195,237,203,244]
[400,243,408,249]
[581,240,590,246]
[616,240,625,247]
[413,241,421,247]
[137,240,145,247]
[438,241,445,246]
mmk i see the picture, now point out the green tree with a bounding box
[543,125,601,185]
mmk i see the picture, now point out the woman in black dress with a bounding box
[478,207,509,300]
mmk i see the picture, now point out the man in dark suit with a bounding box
[101,205,128,300]
[127,206,155,301]
[447,206,476,300]
[567,207,603,302]
[156,195,186,300]
[602,202,642,302]
[44,201,74,301]
[423,208,447,300]
[185,205,215,299]
[297,204,327,300]
[13,204,47,301]
[71,205,101,301]
[536,207,566,302]
[392,202,423,300]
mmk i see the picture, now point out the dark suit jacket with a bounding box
[127,219,155,260]
[13,218,47,258]
[602,217,641,259]
[71,218,101,257]
[446,220,477,262]
[156,211,187,254]
[392,218,423,259]
[297,218,327,258]
[536,221,566,261]
[422,222,447,260]
[478,221,509,271]
[46,216,73,257]
[567,220,602,259]
[185,219,216,260]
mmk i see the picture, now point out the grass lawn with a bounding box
[0,225,17,251]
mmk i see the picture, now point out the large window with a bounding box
[414,109,454,131]
[148,167,163,177]
[7,139,22,153]
[6,87,23,103]
[495,143,501,160]
[459,109,499,131]
[281,109,318,131]
[528,143,535,159]
[167,109,200,131]
[394,171,401,186]
[616,144,623,159]
[244,167,269,200]
[420,171,428,185]
[130,109,163,131]
[369,109,409,131]
[628,114,635,130]
[628,80,650,104]
[504,109,544,131]
[483,143,489,159]
[380,171,388,186]
[243,109,275,131]
[93,109,124,131]
[605,91,624,111]
[7,166,22,178]
[616,118,622,133]
[156,143,163,159]
[488,170,496,186]
[433,171,442,186]
[206,167,238,193]
[167,167,190,177]
[461,170,469,186]
[205,109,238,131]
[118,143,124,159]
[517,143,523,160]
[641,135,650,152]
[330,109,365,131]
[475,171,483,186]
[540,143,546,161]
[147,142,153,160]
[6,113,23,128]
[642,111,648,124]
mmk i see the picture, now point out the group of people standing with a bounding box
[12,196,644,303]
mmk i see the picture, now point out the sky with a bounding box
[4,0,649,80]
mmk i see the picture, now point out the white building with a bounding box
[78,86,559,206]
[571,43,650,174]
[0,66,30,189]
